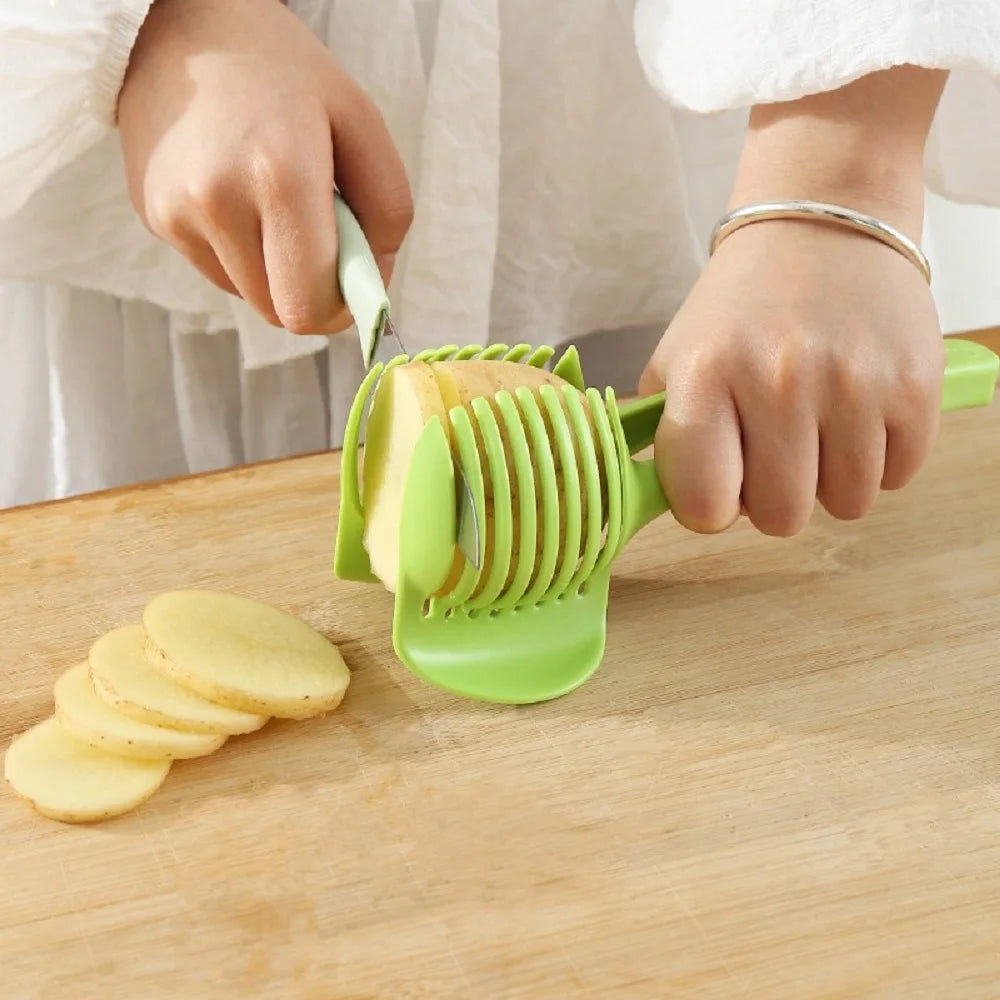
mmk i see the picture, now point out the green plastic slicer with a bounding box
[332,194,1000,705]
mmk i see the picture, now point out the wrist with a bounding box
[730,131,926,232]
[120,0,184,103]
[727,66,948,240]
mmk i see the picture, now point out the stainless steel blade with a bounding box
[455,460,481,570]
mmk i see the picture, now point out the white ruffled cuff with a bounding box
[90,0,157,125]
[634,0,1000,113]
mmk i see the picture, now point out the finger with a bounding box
[184,174,281,326]
[816,407,886,520]
[145,202,241,299]
[253,123,354,335]
[172,234,239,299]
[740,401,818,536]
[882,416,939,490]
[653,378,743,534]
[882,376,942,491]
[325,79,413,269]
[205,201,282,328]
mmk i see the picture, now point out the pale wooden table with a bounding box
[2,332,1000,999]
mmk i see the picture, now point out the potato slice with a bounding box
[4,717,170,823]
[89,624,268,736]
[54,662,227,760]
[142,590,350,720]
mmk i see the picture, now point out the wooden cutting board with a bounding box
[3,333,1000,999]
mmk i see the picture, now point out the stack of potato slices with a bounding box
[3,590,350,823]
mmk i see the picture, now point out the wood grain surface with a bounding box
[2,331,1000,999]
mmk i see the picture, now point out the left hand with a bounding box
[638,214,945,536]
[639,65,950,537]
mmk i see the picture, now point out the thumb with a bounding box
[653,376,744,534]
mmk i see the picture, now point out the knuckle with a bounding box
[249,146,299,205]
[826,347,888,409]
[186,170,237,225]
[664,345,724,403]
[828,349,864,395]
[895,359,941,412]
[753,333,816,409]
[145,197,188,242]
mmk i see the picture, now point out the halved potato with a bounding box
[362,358,604,596]
[54,662,227,760]
[4,717,171,823]
[89,624,268,736]
[142,590,350,720]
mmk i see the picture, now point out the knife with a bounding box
[332,190,482,570]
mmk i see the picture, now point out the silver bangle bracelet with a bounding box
[709,200,931,284]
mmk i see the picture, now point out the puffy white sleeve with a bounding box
[0,0,154,219]
[0,0,233,319]
[633,0,1000,206]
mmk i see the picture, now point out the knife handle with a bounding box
[333,190,391,368]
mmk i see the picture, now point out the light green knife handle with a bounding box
[333,191,391,368]
[617,336,1000,456]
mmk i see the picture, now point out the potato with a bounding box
[142,590,350,720]
[433,360,605,591]
[362,361,450,591]
[89,624,269,736]
[54,662,227,760]
[362,358,606,597]
[3,717,171,823]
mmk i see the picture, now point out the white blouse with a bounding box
[0,0,998,507]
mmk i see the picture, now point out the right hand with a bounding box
[117,0,413,334]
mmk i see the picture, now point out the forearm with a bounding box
[729,66,949,237]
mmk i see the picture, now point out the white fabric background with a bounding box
[0,0,998,508]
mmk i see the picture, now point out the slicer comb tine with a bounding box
[525,345,555,368]
[515,387,561,605]
[537,385,582,598]
[478,344,509,361]
[493,391,538,609]
[501,344,532,363]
